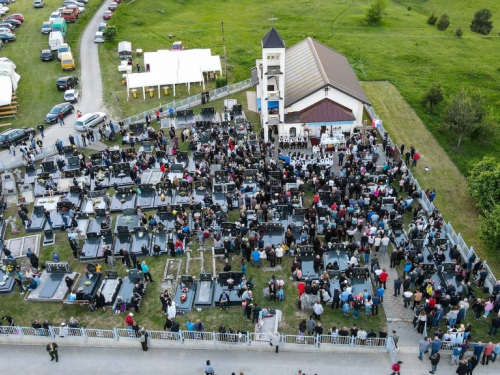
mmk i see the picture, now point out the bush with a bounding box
[427,12,438,25]
[470,8,493,35]
[365,0,387,23]
[437,14,450,31]
[407,6,411,11]
[215,77,227,88]
[103,26,117,42]
[455,27,463,38]
[421,84,443,112]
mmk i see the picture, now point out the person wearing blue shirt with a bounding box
[252,249,261,267]
[186,320,195,339]
[284,155,290,164]
[372,295,380,316]
[141,261,154,282]
[430,337,442,357]
[377,286,385,303]
[340,289,350,303]
[473,342,484,358]
[342,301,350,318]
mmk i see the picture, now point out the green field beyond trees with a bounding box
[101,0,500,175]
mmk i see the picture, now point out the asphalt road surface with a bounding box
[0,1,108,166]
[2,344,500,375]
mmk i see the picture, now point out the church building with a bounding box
[251,28,371,144]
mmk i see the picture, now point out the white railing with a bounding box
[365,103,499,291]
[122,78,252,126]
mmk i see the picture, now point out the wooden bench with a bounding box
[62,300,90,306]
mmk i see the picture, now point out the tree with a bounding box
[103,26,117,42]
[467,157,500,212]
[479,204,500,251]
[455,27,463,38]
[366,0,387,23]
[437,14,450,31]
[442,88,486,148]
[421,84,443,112]
[427,13,438,25]
[470,8,493,35]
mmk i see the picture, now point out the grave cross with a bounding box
[269,15,278,27]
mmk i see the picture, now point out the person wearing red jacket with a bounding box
[390,361,403,375]
[125,313,134,329]
[379,268,389,289]
[297,282,306,298]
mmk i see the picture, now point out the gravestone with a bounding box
[20,184,35,204]
[4,234,41,258]
[300,292,317,310]
[46,262,71,273]
[43,229,55,246]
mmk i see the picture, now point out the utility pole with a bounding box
[222,21,227,85]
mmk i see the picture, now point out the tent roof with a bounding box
[0,76,13,106]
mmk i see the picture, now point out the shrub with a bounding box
[427,12,438,25]
[437,14,450,31]
[103,26,117,42]
[215,77,227,88]
[421,84,443,112]
[407,6,411,11]
[365,0,387,23]
[455,27,463,38]
[470,8,493,35]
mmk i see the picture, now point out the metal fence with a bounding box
[85,329,116,340]
[365,104,499,290]
[283,334,316,346]
[121,78,252,126]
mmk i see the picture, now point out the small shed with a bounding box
[118,41,132,59]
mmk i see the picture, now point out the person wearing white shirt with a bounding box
[380,236,390,254]
[349,256,358,267]
[403,290,413,308]
[313,300,324,320]
[357,328,368,343]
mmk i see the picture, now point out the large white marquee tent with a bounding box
[125,49,222,100]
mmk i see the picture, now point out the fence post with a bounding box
[246,332,250,346]
[457,233,462,244]
[113,328,119,341]
[16,326,24,337]
[212,332,217,344]
[48,326,55,338]
[350,336,355,346]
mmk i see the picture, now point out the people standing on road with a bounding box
[58,112,65,126]
[271,331,280,353]
[46,341,59,362]
[69,134,75,146]
[81,133,87,147]
[418,337,430,361]
[481,341,494,365]
[429,352,440,374]
[139,327,148,351]
[9,144,15,156]
[205,360,215,375]
[390,360,403,375]
[37,123,45,138]
[456,360,467,375]
[36,138,43,153]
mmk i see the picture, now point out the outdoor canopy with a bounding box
[127,49,222,100]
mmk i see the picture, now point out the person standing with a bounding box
[58,112,65,126]
[205,360,215,375]
[68,134,75,146]
[379,268,388,289]
[412,150,420,167]
[271,331,280,353]
[390,361,403,375]
[139,327,149,351]
[313,300,323,320]
[481,341,494,365]
[9,143,15,156]
[37,123,45,138]
[451,345,462,365]
[81,133,87,147]
[141,261,154,282]
[430,352,440,374]
[419,337,430,361]
[46,341,59,362]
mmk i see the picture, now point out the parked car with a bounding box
[108,2,117,11]
[57,43,70,60]
[56,75,78,91]
[2,19,20,28]
[94,31,104,43]
[0,32,15,42]
[33,0,45,8]
[63,89,79,103]
[41,20,51,33]
[63,0,84,7]
[4,13,23,22]
[74,112,106,131]
[45,102,74,123]
[40,49,53,61]
[49,11,60,24]
[0,128,36,147]
[0,9,6,16]
[0,22,13,30]
[102,10,112,20]
[98,22,106,31]
[0,6,9,13]
[171,41,184,51]
[65,4,85,14]
[0,27,12,34]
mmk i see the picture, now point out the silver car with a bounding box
[74,112,106,131]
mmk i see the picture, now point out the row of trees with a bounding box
[364,1,494,36]
[468,158,500,250]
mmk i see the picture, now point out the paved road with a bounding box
[0,2,108,166]
[2,344,499,375]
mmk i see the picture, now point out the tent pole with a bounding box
[143,87,145,100]
[174,84,176,96]
[158,85,160,99]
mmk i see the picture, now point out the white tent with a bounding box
[0,61,20,106]
[0,76,12,107]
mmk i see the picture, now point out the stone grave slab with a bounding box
[3,234,41,259]
[254,309,282,341]
[35,196,61,211]
[20,184,35,204]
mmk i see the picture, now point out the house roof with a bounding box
[285,37,370,107]
[262,27,285,49]
[285,99,356,123]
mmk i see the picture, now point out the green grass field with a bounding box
[0,0,103,129]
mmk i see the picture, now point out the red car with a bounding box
[4,14,25,23]
[103,10,112,20]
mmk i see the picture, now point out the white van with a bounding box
[74,112,107,131]
[49,31,64,51]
